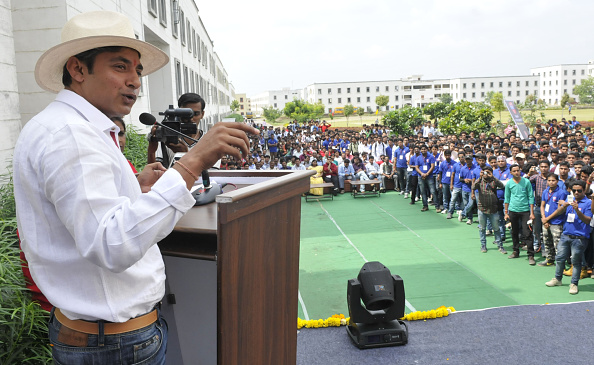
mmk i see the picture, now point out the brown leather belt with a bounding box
[54,308,158,335]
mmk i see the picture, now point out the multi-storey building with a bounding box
[250,88,305,116]
[234,93,251,116]
[2,0,234,173]
[530,61,594,105]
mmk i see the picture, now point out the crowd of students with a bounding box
[219,116,594,295]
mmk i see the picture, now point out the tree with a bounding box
[439,93,453,104]
[375,95,389,113]
[574,76,594,104]
[261,106,282,123]
[230,99,240,112]
[520,94,545,128]
[343,104,354,126]
[438,101,494,135]
[423,102,452,124]
[489,92,505,122]
[283,100,324,123]
[357,106,365,124]
[382,105,425,136]
[560,92,570,109]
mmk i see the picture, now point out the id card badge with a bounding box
[446,171,451,177]
[399,155,404,160]
[567,213,575,223]
[422,165,428,171]
[545,204,550,213]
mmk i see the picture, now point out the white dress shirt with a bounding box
[13,90,196,322]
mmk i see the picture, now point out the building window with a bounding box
[175,59,182,97]
[183,66,189,93]
[338,88,341,94]
[555,90,558,94]
[285,95,288,99]
[171,0,178,37]
[148,0,157,17]
[338,98,342,103]
[556,70,558,76]
[357,87,361,93]
[395,86,399,91]
[273,95,277,100]
[463,93,467,98]
[158,0,167,26]
[564,70,568,76]
[347,88,351,93]
[481,82,484,88]
[499,82,503,87]
[564,80,567,85]
[347,97,351,103]
[573,70,576,75]
[240,97,243,102]
[472,83,476,88]
[318,99,322,103]
[385,86,389,92]
[463,83,467,89]
[490,82,494,88]
[367,97,370,102]
[481,92,485,97]
[549,81,551,86]
[192,29,197,57]
[357,97,361,102]
[179,9,185,45]
[573,79,576,85]
[366,87,370,92]
[525,90,529,95]
[376,86,379,92]
[318,89,322,94]
[187,20,192,53]
[508,81,512,87]
[534,81,538,86]
[274,103,277,108]
[328,88,332,94]
[582,69,585,75]
[516,91,520,96]
[395,96,399,101]
[508,91,512,96]
[328,98,332,104]
[190,69,194,91]
[472,92,476,98]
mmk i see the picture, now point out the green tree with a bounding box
[382,105,425,136]
[343,104,354,126]
[230,99,240,112]
[375,95,389,113]
[560,92,570,109]
[489,92,505,122]
[574,76,594,104]
[439,93,453,104]
[423,102,452,123]
[261,106,282,124]
[283,100,324,123]
[438,101,494,135]
[520,94,545,128]
[357,106,365,124]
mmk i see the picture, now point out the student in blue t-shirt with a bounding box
[460,156,476,224]
[438,149,456,214]
[545,179,592,294]
[392,139,409,194]
[493,156,512,240]
[415,145,437,212]
[447,151,465,219]
[539,173,568,266]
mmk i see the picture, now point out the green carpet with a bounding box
[297,191,594,320]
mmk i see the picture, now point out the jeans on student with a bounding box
[448,187,462,214]
[434,176,443,208]
[497,201,506,240]
[405,169,413,194]
[509,210,534,256]
[461,191,471,219]
[441,183,451,211]
[339,174,353,189]
[409,175,419,204]
[464,195,476,222]
[419,176,437,208]
[478,210,502,249]
[555,234,588,285]
[533,210,543,251]
[49,308,167,365]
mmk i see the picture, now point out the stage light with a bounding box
[346,261,408,349]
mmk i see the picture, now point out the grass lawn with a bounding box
[255,108,594,129]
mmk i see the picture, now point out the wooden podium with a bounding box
[157,170,313,364]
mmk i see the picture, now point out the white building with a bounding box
[251,88,305,116]
[530,62,594,105]
[1,0,234,173]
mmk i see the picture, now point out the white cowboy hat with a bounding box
[35,10,169,93]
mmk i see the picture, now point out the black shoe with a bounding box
[538,260,555,267]
[409,202,415,205]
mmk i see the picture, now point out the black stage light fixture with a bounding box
[346,261,408,349]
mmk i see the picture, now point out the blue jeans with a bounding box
[478,210,502,249]
[448,187,462,214]
[498,206,506,240]
[460,191,471,219]
[441,183,451,211]
[464,193,476,222]
[555,234,588,285]
[49,308,167,364]
[419,176,437,208]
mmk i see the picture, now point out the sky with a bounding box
[196,0,594,96]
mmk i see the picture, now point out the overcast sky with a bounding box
[197,0,594,96]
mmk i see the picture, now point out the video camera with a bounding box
[151,105,198,145]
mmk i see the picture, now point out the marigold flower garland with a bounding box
[297,306,455,329]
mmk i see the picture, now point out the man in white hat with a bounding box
[13,10,257,363]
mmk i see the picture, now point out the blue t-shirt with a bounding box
[439,159,456,184]
[563,197,592,238]
[268,138,278,153]
[460,165,475,192]
[409,153,421,177]
[417,153,436,177]
[493,167,511,200]
[394,147,410,168]
[453,162,463,189]
[542,185,568,225]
